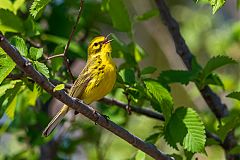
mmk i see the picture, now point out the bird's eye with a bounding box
[93,43,98,46]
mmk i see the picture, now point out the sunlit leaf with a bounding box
[33,61,49,78]
[164,107,206,153]
[10,36,28,57]
[29,47,43,60]
[0,81,22,119]
[209,0,226,14]
[135,150,145,160]
[13,0,25,14]
[5,96,17,120]
[28,83,40,106]
[53,84,65,92]
[0,48,16,84]
[30,0,51,19]
[144,79,173,122]
[0,0,13,12]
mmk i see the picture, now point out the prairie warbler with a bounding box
[43,35,116,136]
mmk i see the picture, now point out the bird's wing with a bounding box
[69,58,99,98]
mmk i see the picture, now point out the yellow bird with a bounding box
[43,35,116,137]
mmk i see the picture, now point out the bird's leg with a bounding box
[92,110,110,124]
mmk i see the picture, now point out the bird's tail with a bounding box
[42,105,69,137]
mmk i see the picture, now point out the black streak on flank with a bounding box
[98,65,106,71]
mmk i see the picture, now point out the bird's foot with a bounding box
[92,110,110,124]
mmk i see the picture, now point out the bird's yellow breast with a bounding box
[80,58,116,104]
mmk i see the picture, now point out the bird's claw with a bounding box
[92,110,110,124]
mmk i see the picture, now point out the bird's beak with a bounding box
[103,33,113,44]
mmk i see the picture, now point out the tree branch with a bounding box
[0,33,173,160]
[155,0,237,158]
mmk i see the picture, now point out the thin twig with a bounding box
[62,0,84,82]
[0,32,173,160]
[45,54,64,61]
[100,97,165,121]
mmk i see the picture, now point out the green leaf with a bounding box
[217,114,240,141]
[204,74,224,88]
[238,0,240,9]
[53,84,65,92]
[144,79,173,122]
[226,92,240,101]
[119,68,135,85]
[0,80,22,119]
[10,36,28,57]
[136,9,159,21]
[164,108,188,149]
[5,96,17,120]
[0,9,23,33]
[23,16,40,37]
[141,66,157,75]
[0,0,13,12]
[0,48,16,84]
[164,107,206,153]
[202,55,237,80]
[30,0,51,19]
[145,132,160,144]
[33,61,49,78]
[135,150,145,160]
[229,145,240,154]
[159,70,198,85]
[108,0,131,32]
[28,83,40,106]
[0,0,25,14]
[13,0,25,14]
[209,0,226,14]
[29,47,43,60]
